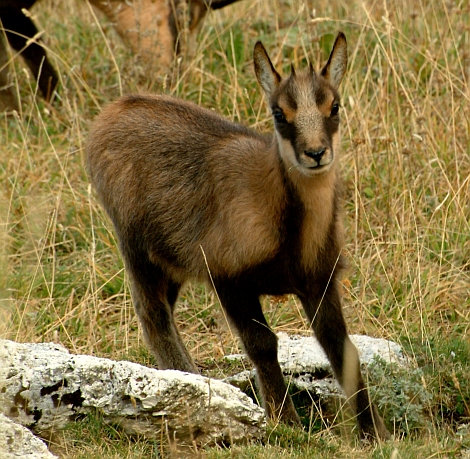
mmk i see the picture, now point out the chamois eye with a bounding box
[273,109,286,124]
[330,103,340,117]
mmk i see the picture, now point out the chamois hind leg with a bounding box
[0,32,19,112]
[2,11,58,101]
[300,281,390,441]
[216,282,300,425]
[125,256,197,373]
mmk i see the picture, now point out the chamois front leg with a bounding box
[216,283,301,425]
[300,281,390,441]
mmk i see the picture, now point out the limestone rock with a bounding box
[226,333,408,404]
[0,339,265,447]
[276,333,407,371]
[0,413,57,459]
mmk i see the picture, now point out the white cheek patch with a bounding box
[332,128,340,154]
[276,132,299,171]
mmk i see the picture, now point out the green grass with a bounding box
[1,0,469,457]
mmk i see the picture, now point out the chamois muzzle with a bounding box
[305,147,326,162]
[303,147,333,169]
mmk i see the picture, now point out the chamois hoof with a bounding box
[359,420,392,442]
[278,409,302,427]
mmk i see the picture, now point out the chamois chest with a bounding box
[227,166,342,296]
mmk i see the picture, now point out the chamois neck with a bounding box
[275,144,340,270]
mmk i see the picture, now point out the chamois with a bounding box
[86,33,390,441]
[0,0,240,112]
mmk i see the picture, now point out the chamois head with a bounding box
[253,33,348,176]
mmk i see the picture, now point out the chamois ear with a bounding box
[321,32,348,88]
[253,41,282,99]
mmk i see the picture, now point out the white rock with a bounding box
[0,413,57,459]
[277,333,407,374]
[0,339,265,447]
[226,333,408,402]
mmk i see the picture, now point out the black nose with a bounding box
[305,148,326,162]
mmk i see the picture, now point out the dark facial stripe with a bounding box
[272,107,298,143]
[323,110,340,145]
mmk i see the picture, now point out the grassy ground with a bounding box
[1,0,469,457]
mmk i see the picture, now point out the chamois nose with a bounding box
[305,148,326,162]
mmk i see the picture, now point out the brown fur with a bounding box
[90,0,224,67]
[86,33,391,441]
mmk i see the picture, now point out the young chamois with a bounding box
[86,33,390,441]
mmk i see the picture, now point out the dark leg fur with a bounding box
[300,280,390,440]
[1,11,58,100]
[0,30,19,112]
[216,282,300,425]
[125,257,197,373]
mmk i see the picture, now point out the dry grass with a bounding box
[1,0,469,457]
